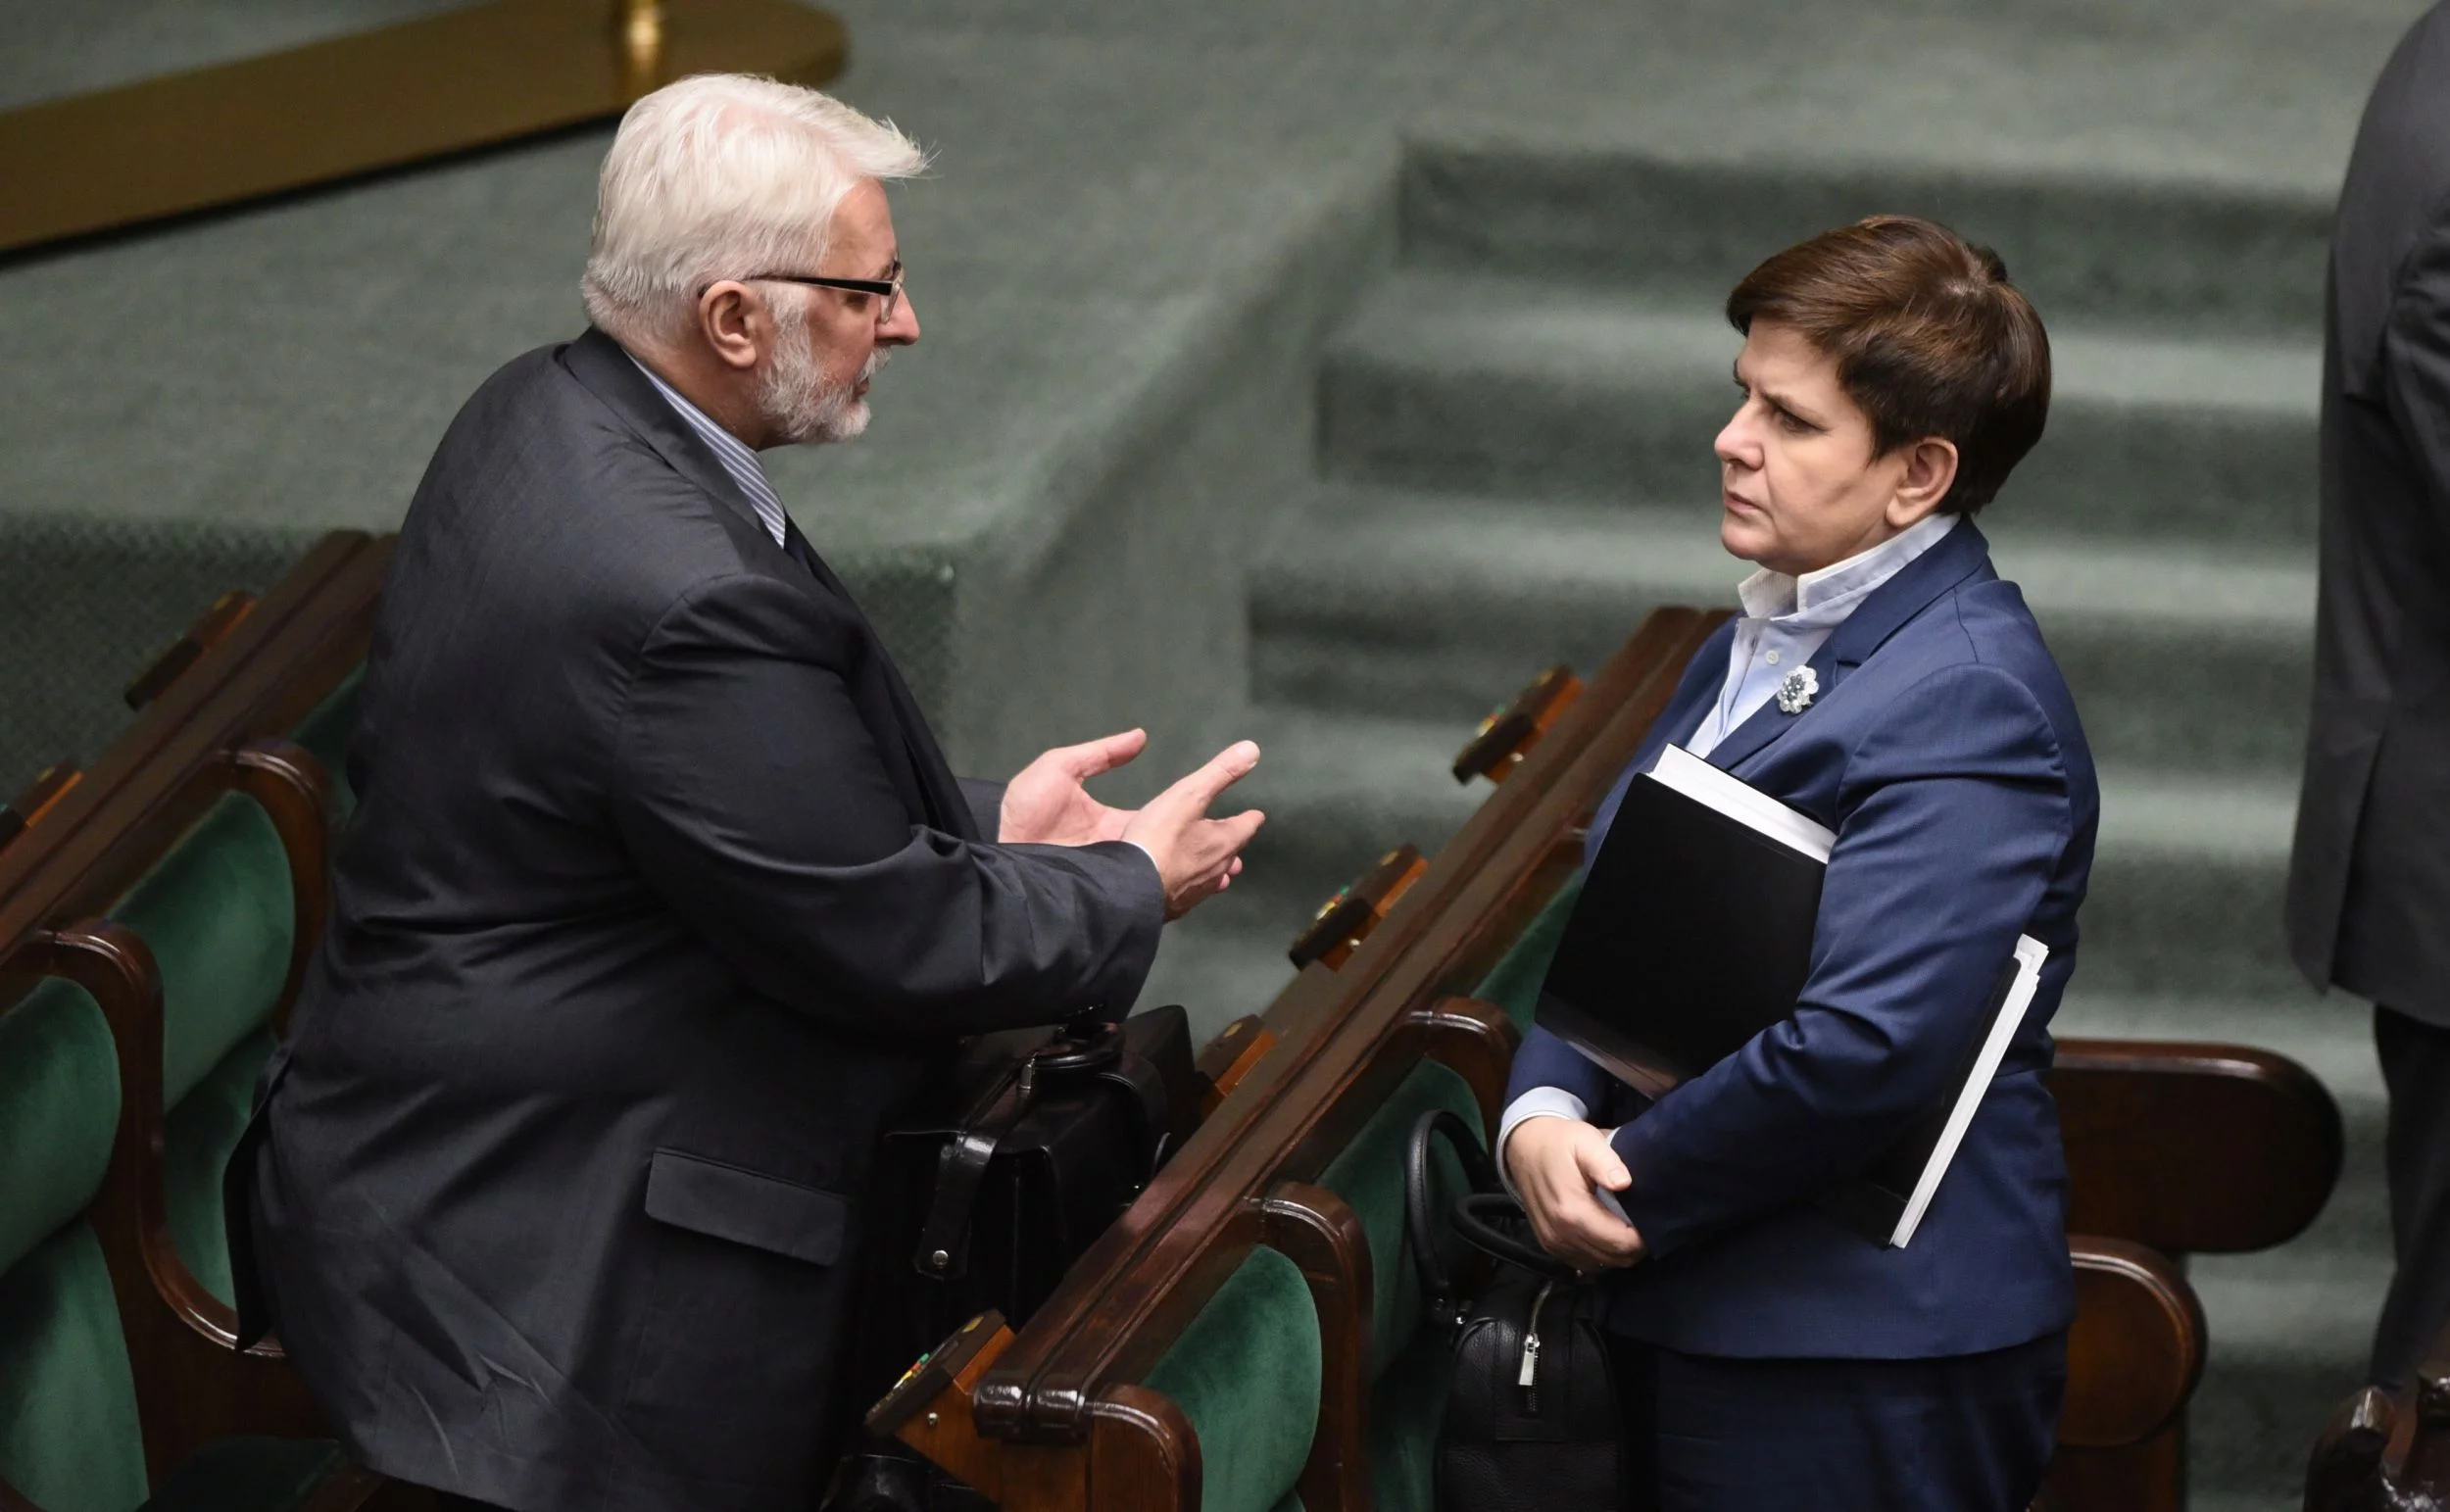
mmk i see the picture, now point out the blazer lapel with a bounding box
[783,519,975,841]
[560,328,973,839]
[1705,519,1998,773]
[560,327,781,546]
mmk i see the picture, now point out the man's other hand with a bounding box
[1122,741,1265,919]
[1504,1116,1647,1271]
[999,729,1149,846]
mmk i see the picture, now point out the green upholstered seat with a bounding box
[1142,1244,1322,1512]
[0,982,352,1512]
[0,979,148,1512]
[110,795,293,1305]
[1471,878,1581,1032]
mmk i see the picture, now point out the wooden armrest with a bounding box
[2053,1038,2341,1254]
[1452,664,1582,785]
[2061,1236,2205,1448]
[124,590,258,710]
[1287,844,1429,970]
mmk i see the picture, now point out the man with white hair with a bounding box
[227,74,1262,1512]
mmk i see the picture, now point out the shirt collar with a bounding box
[622,351,791,548]
[1733,512,1961,631]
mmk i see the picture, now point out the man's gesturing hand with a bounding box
[998,729,1148,846]
[1121,741,1265,919]
[1503,1116,1647,1271]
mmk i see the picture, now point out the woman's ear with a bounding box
[1888,437,1960,527]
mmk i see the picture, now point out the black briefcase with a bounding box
[831,1007,1201,1511]
[1407,1109,1627,1512]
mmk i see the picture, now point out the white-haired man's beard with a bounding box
[758,302,888,446]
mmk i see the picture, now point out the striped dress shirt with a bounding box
[627,354,790,548]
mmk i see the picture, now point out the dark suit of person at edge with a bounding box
[2288,0,2450,1393]
[225,74,1266,1512]
[1502,219,2097,1511]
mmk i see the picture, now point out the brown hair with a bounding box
[1725,216,2050,514]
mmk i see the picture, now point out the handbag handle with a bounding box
[1405,1109,1501,1330]
[1452,1193,1582,1284]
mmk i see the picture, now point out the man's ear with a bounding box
[697,282,762,372]
[1887,437,1959,527]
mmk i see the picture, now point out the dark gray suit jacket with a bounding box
[238,328,1164,1511]
[2289,0,2450,1021]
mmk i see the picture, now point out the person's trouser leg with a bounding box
[2372,1005,2450,1388]
[1609,1332,2065,1512]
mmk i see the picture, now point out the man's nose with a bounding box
[882,289,919,346]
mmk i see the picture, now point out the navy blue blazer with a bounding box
[1505,519,2098,1360]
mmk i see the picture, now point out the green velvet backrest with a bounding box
[1471,878,1581,1032]
[110,794,294,1305]
[1140,1244,1322,1512]
[0,979,150,1512]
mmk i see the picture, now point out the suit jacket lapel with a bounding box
[560,328,974,840]
[560,327,781,546]
[1704,519,1998,773]
[783,519,975,841]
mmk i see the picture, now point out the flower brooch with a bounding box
[1775,664,1819,714]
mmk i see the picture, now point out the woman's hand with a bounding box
[1504,1116,1647,1271]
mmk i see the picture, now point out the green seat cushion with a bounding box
[1368,1328,1453,1512]
[0,1223,148,1512]
[1471,878,1582,1032]
[1315,1058,1484,1378]
[164,1031,275,1307]
[114,794,292,1110]
[288,671,361,822]
[1142,1245,1321,1512]
[140,1437,346,1512]
[1267,1494,1303,1512]
[0,979,121,1276]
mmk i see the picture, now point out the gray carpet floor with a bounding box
[2,0,2431,1504]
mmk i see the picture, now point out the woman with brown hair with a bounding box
[1499,217,2095,1510]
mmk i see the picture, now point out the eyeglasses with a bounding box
[736,260,906,325]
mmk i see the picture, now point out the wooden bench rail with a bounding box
[2052,1038,2342,1255]
[968,608,1729,1451]
[124,590,258,711]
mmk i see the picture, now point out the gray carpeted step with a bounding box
[1397,141,2333,340]
[1250,489,2313,776]
[1316,271,2321,548]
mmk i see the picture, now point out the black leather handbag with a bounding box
[1407,1109,1627,1512]
[830,1008,1202,1512]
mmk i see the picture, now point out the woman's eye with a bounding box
[1774,409,1810,433]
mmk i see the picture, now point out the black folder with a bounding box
[1537,745,2045,1247]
